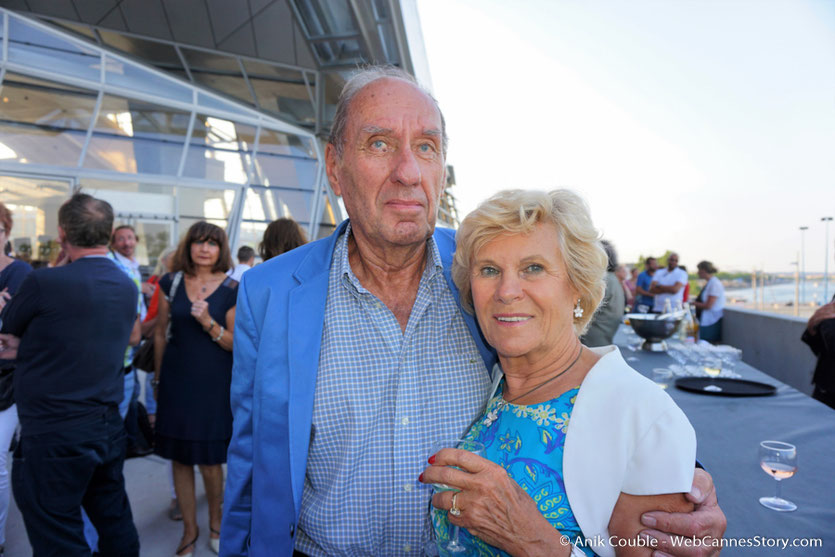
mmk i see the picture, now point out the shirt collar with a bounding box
[112,250,139,270]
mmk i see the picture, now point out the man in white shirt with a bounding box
[227,245,255,282]
[650,252,688,312]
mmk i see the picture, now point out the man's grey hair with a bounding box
[328,65,448,158]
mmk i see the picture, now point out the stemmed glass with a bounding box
[758,440,798,512]
[430,438,485,554]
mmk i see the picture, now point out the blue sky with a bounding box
[417,0,835,273]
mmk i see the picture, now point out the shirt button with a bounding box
[289,523,295,537]
[403,483,413,492]
[404,544,412,552]
[401,417,410,426]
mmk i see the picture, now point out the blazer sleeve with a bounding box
[621,403,697,495]
[220,273,258,556]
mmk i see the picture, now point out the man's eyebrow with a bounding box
[360,125,391,135]
[423,128,441,138]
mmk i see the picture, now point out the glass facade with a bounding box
[0,9,333,269]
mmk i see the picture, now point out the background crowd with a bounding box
[0,196,306,557]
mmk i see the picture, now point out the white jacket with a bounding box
[564,346,696,556]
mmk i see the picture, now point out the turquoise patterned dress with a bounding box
[431,384,597,556]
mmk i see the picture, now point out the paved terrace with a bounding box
[6,454,218,556]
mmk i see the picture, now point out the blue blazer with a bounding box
[220,220,497,556]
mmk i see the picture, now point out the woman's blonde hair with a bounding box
[452,189,608,336]
[153,246,177,278]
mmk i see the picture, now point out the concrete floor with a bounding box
[5,454,220,556]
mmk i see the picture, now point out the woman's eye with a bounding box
[523,264,544,274]
[478,266,499,277]
[208,241,218,247]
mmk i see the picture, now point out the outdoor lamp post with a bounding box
[800,226,808,305]
[824,217,833,303]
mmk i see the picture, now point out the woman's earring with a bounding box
[573,299,584,319]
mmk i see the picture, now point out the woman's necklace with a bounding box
[197,275,223,294]
[483,346,584,427]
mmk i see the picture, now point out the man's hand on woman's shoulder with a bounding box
[638,468,726,557]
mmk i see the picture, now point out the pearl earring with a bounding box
[573,300,584,319]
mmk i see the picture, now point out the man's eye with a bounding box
[371,139,388,150]
[417,142,435,153]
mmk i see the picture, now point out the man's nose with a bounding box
[391,146,421,186]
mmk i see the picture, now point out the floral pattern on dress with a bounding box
[430,384,597,557]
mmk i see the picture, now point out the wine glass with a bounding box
[758,440,798,512]
[652,368,673,390]
[430,438,485,554]
[702,357,722,378]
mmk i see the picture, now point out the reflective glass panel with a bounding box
[50,21,98,41]
[104,54,191,103]
[178,187,237,223]
[256,128,316,159]
[190,70,255,107]
[181,49,242,73]
[0,73,97,166]
[248,77,314,125]
[0,174,71,267]
[236,220,268,257]
[182,115,255,183]
[98,30,185,69]
[84,96,190,174]
[244,186,314,223]
[7,16,100,83]
[252,154,317,189]
[198,91,247,115]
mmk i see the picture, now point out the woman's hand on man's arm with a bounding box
[420,448,571,557]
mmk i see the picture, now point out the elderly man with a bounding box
[221,67,725,557]
[0,193,140,556]
[650,253,688,312]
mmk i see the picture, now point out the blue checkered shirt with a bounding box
[295,225,493,556]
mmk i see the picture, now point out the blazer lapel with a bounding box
[286,220,348,511]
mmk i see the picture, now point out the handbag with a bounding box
[133,271,183,372]
[131,338,155,371]
[164,271,184,342]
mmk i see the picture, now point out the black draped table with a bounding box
[612,326,834,556]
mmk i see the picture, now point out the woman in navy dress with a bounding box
[153,221,237,556]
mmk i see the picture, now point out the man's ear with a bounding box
[325,143,342,197]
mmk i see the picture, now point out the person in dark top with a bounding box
[0,201,34,555]
[802,294,835,410]
[0,193,140,557]
[152,221,237,556]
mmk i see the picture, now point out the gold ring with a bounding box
[449,492,461,517]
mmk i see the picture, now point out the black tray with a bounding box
[674,377,777,397]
